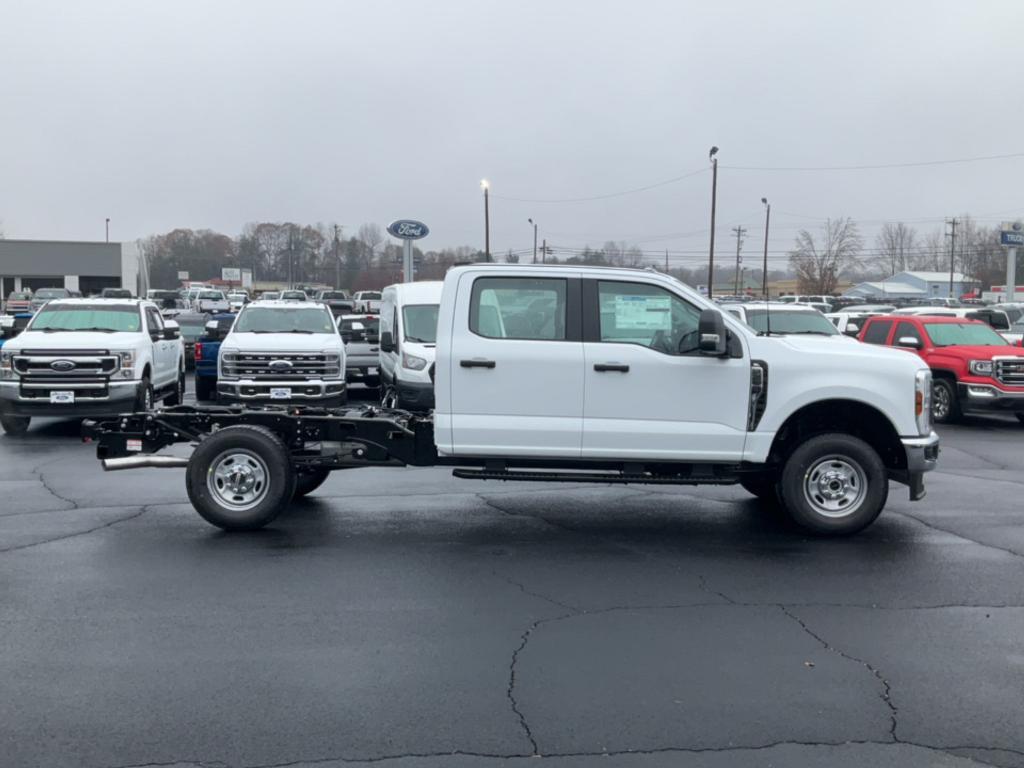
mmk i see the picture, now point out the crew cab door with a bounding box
[581,279,750,461]
[144,307,174,385]
[447,274,583,456]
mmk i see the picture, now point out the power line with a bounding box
[722,151,1024,172]
[488,167,708,204]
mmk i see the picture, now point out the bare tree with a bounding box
[788,217,863,294]
[357,223,384,268]
[874,222,917,277]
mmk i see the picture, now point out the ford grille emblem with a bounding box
[50,359,76,372]
[268,359,293,370]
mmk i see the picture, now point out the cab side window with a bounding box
[894,321,922,346]
[469,277,567,340]
[145,308,163,334]
[862,319,892,345]
[596,281,701,355]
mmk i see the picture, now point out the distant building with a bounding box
[845,271,976,300]
[0,239,143,298]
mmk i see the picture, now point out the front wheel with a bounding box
[778,433,888,536]
[0,414,30,436]
[185,425,295,531]
[932,378,961,424]
[163,368,185,406]
[135,376,154,412]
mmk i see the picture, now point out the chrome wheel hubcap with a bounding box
[932,383,949,419]
[803,455,867,518]
[208,450,269,511]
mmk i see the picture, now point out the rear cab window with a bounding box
[469,277,568,341]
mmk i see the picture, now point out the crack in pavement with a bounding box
[893,510,1024,560]
[779,605,899,742]
[0,504,153,554]
[101,738,1018,767]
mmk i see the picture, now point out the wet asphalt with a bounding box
[1,384,1023,768]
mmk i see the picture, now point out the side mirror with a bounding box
[341,332,352,344]
[698,309,728,356]
[379,330,395,353]
[162,320,181,341]
[204,320,222,341]
[896,336,922,349]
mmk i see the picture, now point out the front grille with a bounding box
[995,357,1024,386]
[222,352,341,380]
[13,350,118,398]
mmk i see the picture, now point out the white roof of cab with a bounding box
[383,281,444,302]
[244,299,327,310]
[44,298,146,308]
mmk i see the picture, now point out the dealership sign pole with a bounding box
[1000,221,1023,303]
[387,220,429,283]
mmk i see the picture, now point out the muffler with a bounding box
[101,456,190,471]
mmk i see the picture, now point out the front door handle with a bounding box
[460,359,496,369]
[594,363,629,373]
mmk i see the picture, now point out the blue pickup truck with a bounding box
[193,313,235,401]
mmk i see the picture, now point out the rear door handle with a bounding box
[460,359,496,369]
[593,363,629,373]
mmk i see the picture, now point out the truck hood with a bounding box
[749,333,926,369]
[1,330,138,352]
[929,344,1024,360]
[223,332,342,353]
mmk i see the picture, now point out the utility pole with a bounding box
[542,238,547,264]
[481,180,491,261]
[732,226,746,296]
[665,249,669,273]
[105,218,110,243]
[947,218,959,298]
[761,198,770,298]
[707,146,719,297]
[287,227,294,288]
[333,224,341,289]
[528,218,538,263]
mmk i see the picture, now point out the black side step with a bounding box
[452,468,738,485]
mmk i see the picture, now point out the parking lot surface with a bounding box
[2,387,1023,768]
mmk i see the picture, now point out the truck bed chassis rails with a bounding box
[82,404,439,470]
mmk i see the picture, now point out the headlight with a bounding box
[969,359,994,376]
[0,350,14,380]
[915,369,932,436]
[118,350,136,379]
[402,352,427,371]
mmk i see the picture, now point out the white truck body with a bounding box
[379,281,443,412]
[88,264,940,536]
[354,291,383,314]
[0,299,185,433]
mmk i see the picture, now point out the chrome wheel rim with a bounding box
[207,450,270,511]
[143,386,153,411]
[802,455,867,518]
[932,382,950,420]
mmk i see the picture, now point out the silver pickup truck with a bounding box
[337,313,380,389]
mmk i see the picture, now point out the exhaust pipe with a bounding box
[102,455,190,471]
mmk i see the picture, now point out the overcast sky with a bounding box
[1,0,1022,271]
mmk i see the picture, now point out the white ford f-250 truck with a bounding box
[84,264,939,536]
[1,298,185,435]
[215,299,347,407]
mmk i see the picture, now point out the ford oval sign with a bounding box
[387,220,429,240]
[50,360,76,372]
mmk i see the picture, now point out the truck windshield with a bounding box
[402,304,439,343]
[35,289,68,299]
[234,307,335,334]
[29,304,141,332]
[744,309,839,335]
[925,322,1009,347]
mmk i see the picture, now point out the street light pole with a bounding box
[528,218,537,263]
[707,147,719,298]
[105,218,110,243]
[481,180,491,262]
[761,198,771,298]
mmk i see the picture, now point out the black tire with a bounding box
[194,376,215,402]
[932,378,961,424]
[185,425,295,531]
[163,368,185,407]
[739,472,779,501]
[293,468,330,498]
[135,375,154,412]
[778,433,888,536]
[0,414,30,436]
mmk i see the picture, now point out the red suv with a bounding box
[858,315,1024,424]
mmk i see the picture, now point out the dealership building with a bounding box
[0,239,144,299]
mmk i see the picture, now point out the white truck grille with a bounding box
[222,352,340,380]
[13,349,119,399]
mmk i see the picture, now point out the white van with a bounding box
[379,281,443,411]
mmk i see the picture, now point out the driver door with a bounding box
[581,279,750,461]
[144,307,174,387]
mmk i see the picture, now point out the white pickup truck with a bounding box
[1,298,185,435]
[84,264,939,536]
